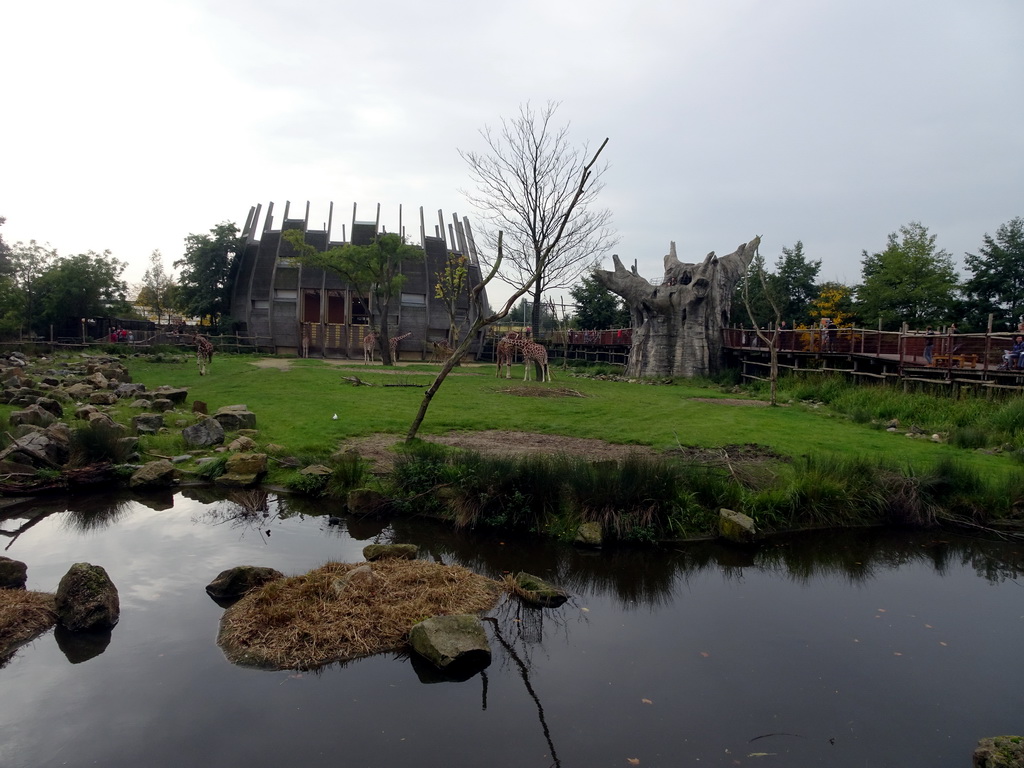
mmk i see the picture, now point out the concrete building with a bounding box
[230,201,487,358]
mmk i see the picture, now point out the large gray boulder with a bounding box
[182,417,225,447]
[205,565,283,601]
[54,563,120,631]
[132,413,165,434]
[409,614,491,671]
[9,404,58,428]
[152,386,189,404]
[0,556,28,589]
[213,405,257,431]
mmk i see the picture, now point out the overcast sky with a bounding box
[3,0,1021,307]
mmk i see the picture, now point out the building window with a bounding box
[274,289,298,300]
[401,293,426,306]
[252,300,269,310]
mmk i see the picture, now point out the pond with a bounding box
[1,489,1022,768]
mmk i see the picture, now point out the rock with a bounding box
[331,564,380,596]
[205,565,283,601]
[128,398,152,409]
[719,508,757,544]
[152,386,189,404]
[0,556,28,589]
[215,472,260,488]
[182,418,225,447]
[6,431,69,467]
[228,436,257,452]
[192,400,208,414]
[54,562,120,631]
[264,443,286,455]
[114,383,145,398]
[213,404,257,431]
[133,413,165,434]
[513,572,569,608]
[974,736,1024,768]
[34,397,64,417]
[299,464,332,476]
[574,521,603,548]
[74,404,99,420]
[409,614,491,671]
[88,391,118,405]
[64,383,95,399]
[225,452,267,475]
[363,543,418,561]
[347,488,386,514]
[129,459,176,489]
[150,397,175,412]
[84,372,109,389]
[9,403,57,428]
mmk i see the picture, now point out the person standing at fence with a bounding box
[924,326,934,365]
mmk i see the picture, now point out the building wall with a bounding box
[232,202,486,358]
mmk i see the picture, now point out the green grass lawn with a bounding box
[120,354,1018,478]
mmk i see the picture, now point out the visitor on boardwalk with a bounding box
[924,327,934,365]
[1015,336,1024,369]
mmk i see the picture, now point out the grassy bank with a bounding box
[95,354,1021,540]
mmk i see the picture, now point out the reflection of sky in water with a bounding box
[1,495,1022,768]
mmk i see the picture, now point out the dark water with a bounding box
[1,490,1022,768]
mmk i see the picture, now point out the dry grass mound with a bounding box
[218,559,503,670]
[497,385,586,398]
[0,590,57,664]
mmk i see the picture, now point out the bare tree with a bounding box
[460,101,617,340]
[406,139,609,443]
[741,245,782,406]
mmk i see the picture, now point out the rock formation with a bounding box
[594,236,760,378]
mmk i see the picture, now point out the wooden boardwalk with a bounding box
[724,327,1024,392]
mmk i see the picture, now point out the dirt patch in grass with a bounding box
[217,559,502,670]
[0,590,57,665]
[688,397,779,407]
[666,442,789,463]
[338,430,660,474]
[496,385,586,398]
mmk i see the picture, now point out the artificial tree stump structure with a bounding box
[594,236,760,378]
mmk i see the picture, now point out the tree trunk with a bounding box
[594,237,760,378]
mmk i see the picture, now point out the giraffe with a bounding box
[430,340,455,363]
[362,331,411,364]
[498,333,552,382]
[495,332,521,378]
[192,334,214,376]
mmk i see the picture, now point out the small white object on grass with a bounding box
[332,413,338,420]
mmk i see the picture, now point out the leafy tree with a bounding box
[284,231,422,365]
[460,101,617,337]
[856,222,959,330]
[774,241,821,325]
[34,251,130,331]
[732,251,778,327]
[433,251,470,346]
[962,217,1024,331]
[810,281,856,326]
[570,272,629,329]
[6,240,57,335]
[137,250,177,325]
[0,217,11,275]
[174,222,240,330]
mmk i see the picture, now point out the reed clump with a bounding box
[217,559,502,670]
[0,590,57,664]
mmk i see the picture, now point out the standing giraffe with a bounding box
[498,333,551,382]
[362,331,411,364]
[495,332,521,378]
[192,334,214,376]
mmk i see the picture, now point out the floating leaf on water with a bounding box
[641,698,653,705]
[627,759,640,765]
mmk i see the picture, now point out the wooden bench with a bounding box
[931,354,977,369]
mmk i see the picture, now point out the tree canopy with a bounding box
[570,272,629,329]
[34,251,130,329]
[460,101,617,336]
[856,222,959,330]
[174,222,240,330]
[962,217,1024,331]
